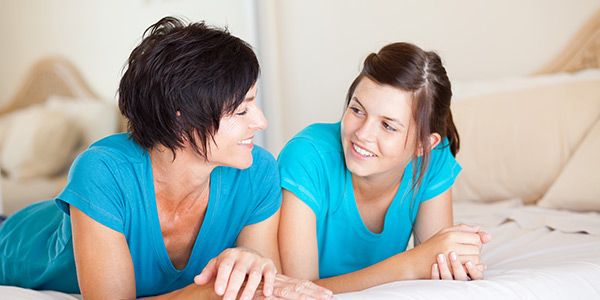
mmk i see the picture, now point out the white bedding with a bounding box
[336,200,600,299]
[1,200,599,299]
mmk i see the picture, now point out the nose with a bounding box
[355,119,376,142]
[250,104,268,131]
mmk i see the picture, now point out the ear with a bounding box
[416,133,442,157]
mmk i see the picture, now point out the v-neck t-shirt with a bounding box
[277,122,461,279]
[0,133,281,296]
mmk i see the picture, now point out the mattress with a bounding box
[1,199,599,299]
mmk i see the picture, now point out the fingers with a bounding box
[202,248,278,300]
[222,262,251,300]
[273,274,333,300]
[431,263,440,280]
[194,258,217,285]
[465,261,485,280]
[448,252,469,281]
[478,231,492,244]
[262,268,276,297]
[436,254,453,280]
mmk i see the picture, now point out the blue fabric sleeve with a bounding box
[277,138,325,217]
[420,143,462,202]
[245,147,283,225]
[55,149,126,234]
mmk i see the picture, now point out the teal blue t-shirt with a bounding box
[0,133,281,296]
[277,122,461,279]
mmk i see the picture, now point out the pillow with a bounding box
[451,78,600,204]
[44,95,120,147]
[537,118,600,212]
[0,105,82,180]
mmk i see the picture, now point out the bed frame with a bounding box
[0,57,98,116]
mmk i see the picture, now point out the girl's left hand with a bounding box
[430,251,485,280]
[194,247,277,300]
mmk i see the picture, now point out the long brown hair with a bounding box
[345,42,459,197]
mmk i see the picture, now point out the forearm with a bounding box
[314,248,430,294]
[145,280,220,300]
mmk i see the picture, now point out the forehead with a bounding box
[352,77,413,118]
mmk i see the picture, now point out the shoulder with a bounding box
[279,122,342,160]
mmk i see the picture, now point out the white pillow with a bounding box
[537,119,600,212]
[44,95,120,148]
[452,78,600,204]
[1,105,82,180]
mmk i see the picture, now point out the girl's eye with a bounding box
[236,109,248,116]
[382,122,396,132]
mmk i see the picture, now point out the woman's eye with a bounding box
[236,109,248,116]
[350,107,363,115]
[382,122,396,132]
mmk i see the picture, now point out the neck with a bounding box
[150,145,214,206]
[351,162,409,204]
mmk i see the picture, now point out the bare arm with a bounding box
[70,205,219,300]
[279,188,485,294]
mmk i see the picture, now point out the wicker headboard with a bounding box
[535,9,600,74]
[0,57,98,116]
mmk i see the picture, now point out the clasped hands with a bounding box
[194,247,332,300]
[422,224,492,281]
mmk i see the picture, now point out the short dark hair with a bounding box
[118,16,260,159]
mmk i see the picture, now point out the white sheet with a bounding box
[2,200,599,299]
[335,200,600,299]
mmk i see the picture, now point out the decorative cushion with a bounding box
[537,119,600,211]
[0,106,82,180]
[451,79,600,204]
[44,95,120,147]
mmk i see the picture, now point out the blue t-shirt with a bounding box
[0,133,281,297]
[277,122,461,279]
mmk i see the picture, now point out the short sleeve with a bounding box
[277,138,326,217]
[55,149,126,233]
[245,147,283,225]
[419,141,462,201]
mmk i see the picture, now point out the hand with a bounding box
[419,224,491,267]
[194,247,277,300]
[253,274,333,300]
[430,251,486,280]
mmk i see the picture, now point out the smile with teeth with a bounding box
[238,138,252,145]
[352,143,375,157]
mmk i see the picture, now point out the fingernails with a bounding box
[437,254,445,263]
[216,286,224,295]
[466,261,474,268]
[450,252,457,261]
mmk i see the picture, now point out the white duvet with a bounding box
[2,199,599,299]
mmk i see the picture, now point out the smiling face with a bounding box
[206,84,267,169]
[341,77,418,181]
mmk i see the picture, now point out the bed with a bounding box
[1,10,600,300]
[0,57,122,216]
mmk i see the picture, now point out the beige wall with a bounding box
[259,0,600,154]
[0,0,255,103]
[1,0,599,155]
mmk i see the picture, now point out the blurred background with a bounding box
[1,0,599,154]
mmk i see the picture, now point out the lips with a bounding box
[352,142,375,157]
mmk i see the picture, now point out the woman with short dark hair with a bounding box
[0,17,331,300]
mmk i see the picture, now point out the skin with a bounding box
[279,77,491,293]
[71,84,332,300]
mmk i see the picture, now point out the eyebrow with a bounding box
[244,96,255,102]
[352,97,407,128]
